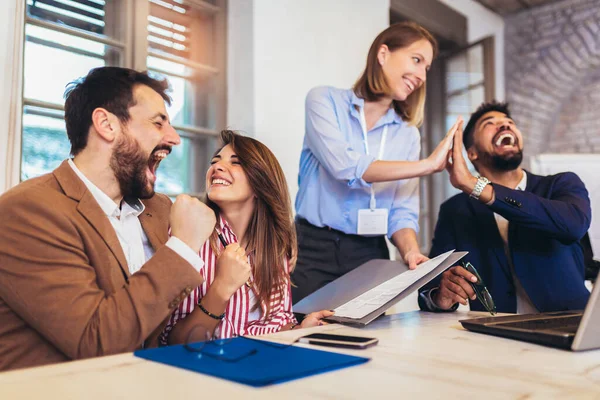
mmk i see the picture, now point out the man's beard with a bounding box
[478,149,524,171]
[110,132,154,199]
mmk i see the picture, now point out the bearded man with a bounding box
[419,101,591,314]
[0,67,216,371]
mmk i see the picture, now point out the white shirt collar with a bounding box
[515,170,527,191]
[67,159,145,218]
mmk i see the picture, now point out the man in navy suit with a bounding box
[419,101,591,314]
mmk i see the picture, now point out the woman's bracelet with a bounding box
[197,301,225,320]
[290,323,299,330]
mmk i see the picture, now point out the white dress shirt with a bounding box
[68,159,203,274]
[491,171,538,314]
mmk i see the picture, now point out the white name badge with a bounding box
[357,208,388,236]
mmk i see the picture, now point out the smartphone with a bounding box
[298,333,378,349]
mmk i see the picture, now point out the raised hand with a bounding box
[446,120,477,193]
[425,117,462,173]
[213,244,252,299]
[170,194,216,253]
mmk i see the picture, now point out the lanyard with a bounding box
[359,106,388,210]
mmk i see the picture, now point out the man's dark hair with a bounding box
[64,67,171,156]
[463,101,511,149]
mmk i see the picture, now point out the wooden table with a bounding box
[1,310,599,399]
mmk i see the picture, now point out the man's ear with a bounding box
[467,147,478,162]
[91,108,118,143]
[377,44,389,66]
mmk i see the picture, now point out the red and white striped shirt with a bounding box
[159,218,297,345]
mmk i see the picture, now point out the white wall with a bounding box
[439,0,505,100]
[0,0,504,196]
[226,0,255,135]
[228,0,390,200]
[228,0,505,203]
[531,154,600,260]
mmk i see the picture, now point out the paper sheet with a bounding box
[333,250,454,319]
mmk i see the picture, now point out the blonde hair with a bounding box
[353,22,438,127]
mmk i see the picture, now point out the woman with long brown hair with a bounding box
[292,22,463,303]
[160,130,331,344]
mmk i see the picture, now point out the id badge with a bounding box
[357,208,388,235]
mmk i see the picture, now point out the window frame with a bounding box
[11,0,227,197]
[419,36,495,251]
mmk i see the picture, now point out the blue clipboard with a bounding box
[134,337,370,387]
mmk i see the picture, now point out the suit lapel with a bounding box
[53,160,130,280]
[77,193,130,279]
[139,203,168,252]
[507,169,539,275]
[523,169,540,192]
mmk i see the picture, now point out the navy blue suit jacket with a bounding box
[422,171,591,313]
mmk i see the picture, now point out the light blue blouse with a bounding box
[295,86,421,239]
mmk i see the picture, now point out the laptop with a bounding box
[459,281,600,351]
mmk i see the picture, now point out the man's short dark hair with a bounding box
[463,101,511,149]
[64,67,171,156]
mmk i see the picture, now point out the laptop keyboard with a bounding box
[496,315,582,334]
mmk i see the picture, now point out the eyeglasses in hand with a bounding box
[462,261,496,316]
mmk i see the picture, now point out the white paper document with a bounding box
[333,250,455,319]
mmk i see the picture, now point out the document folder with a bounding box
[134,337,369,387]
[294,250,467,326]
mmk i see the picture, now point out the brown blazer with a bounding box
[0,161,204,371]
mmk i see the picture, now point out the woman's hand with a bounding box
[300,310,335,328]
[424,117,463,174]
[212,244,252,299]
[404,250,429,270]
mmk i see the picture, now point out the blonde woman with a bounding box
[292,22,462,303]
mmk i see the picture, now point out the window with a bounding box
[417,37,495,252]
[444,37,495,179]
[147,0,225,195]
[22,0,124,180]
[445,40,493,143]
[20,0,226,196]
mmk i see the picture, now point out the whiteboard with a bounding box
[530,154,600,261]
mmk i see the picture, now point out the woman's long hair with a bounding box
[353,22,438,127]
[206,130,297,315]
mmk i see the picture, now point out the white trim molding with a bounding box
[0,0,25,193]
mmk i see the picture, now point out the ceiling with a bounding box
[473,0,564,16]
